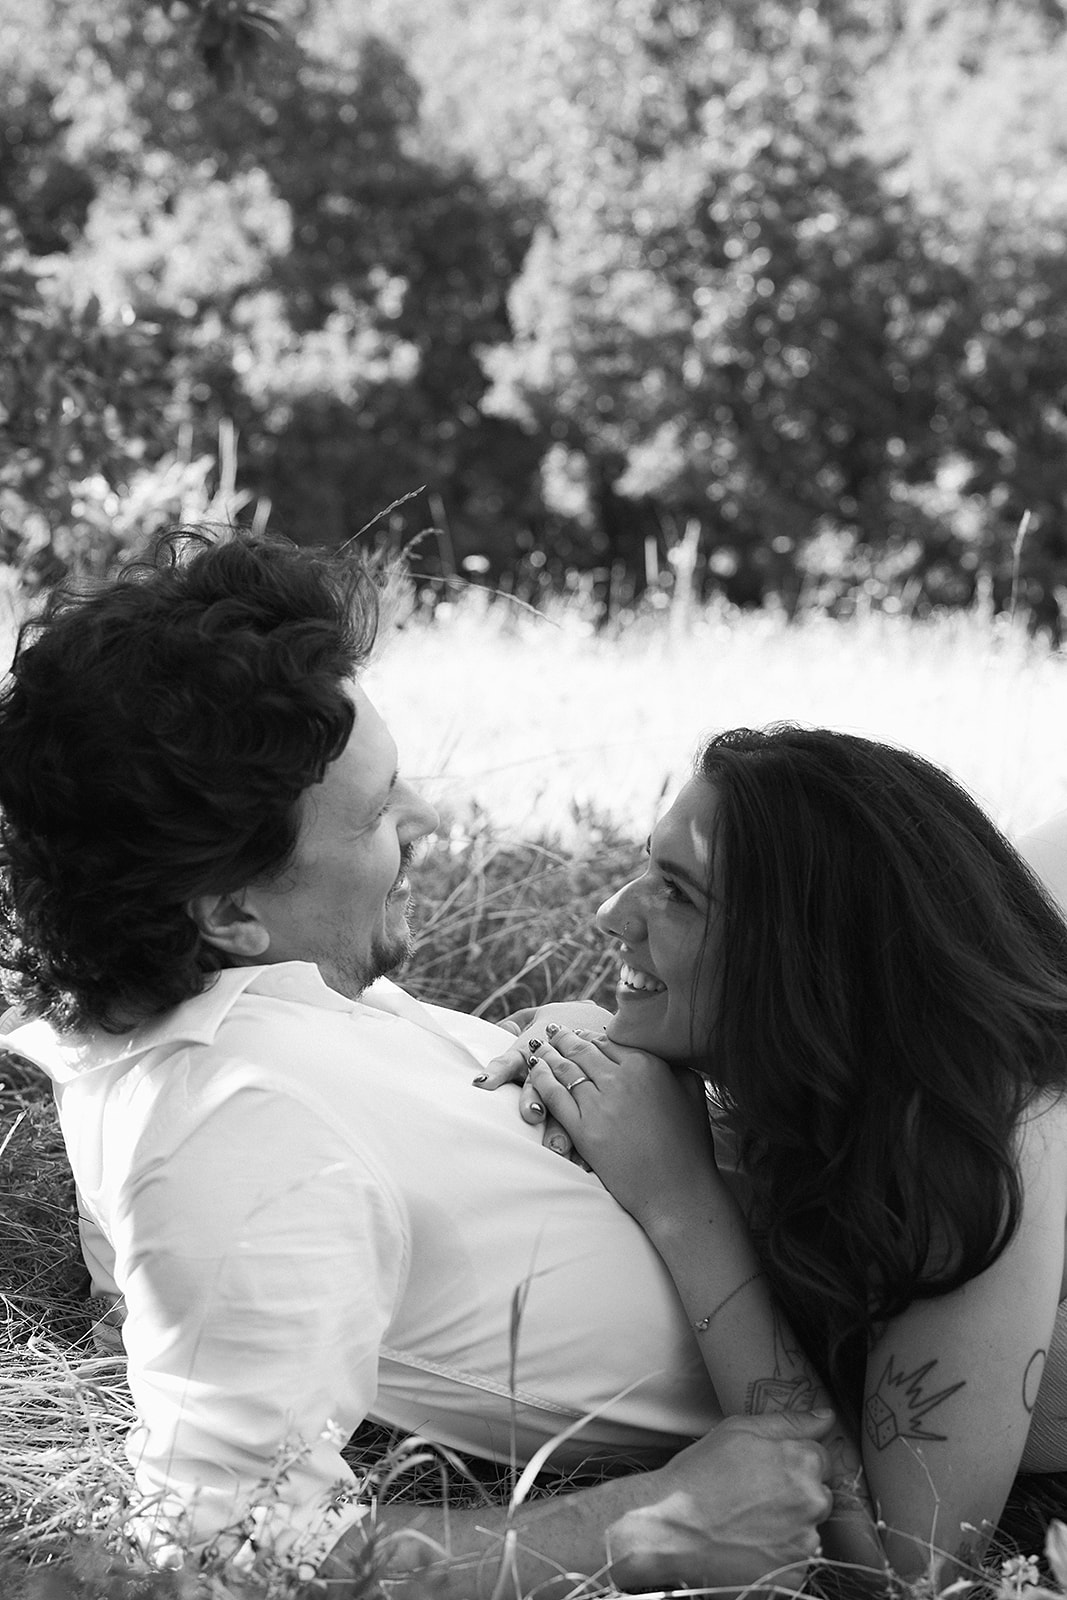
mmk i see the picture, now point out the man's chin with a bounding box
[324,931,414,1002]
[366,928,415,986]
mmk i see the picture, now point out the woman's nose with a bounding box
[596,879,642,941]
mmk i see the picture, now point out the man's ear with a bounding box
[186,891,271,960]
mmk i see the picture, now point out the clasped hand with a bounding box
[476,1017,716,1228]
[609,1409,836,1594]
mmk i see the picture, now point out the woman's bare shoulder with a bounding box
[1018,1086,1067,1138]
[1015,1090,1067,1225]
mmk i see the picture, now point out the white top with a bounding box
[10,965,720,1566]
[1019,807,1067,914]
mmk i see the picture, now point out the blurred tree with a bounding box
[0,70,95,254]
[462,0,969,610]
[859,0,1067,628]
[2,0,1066,621]
[0,0,534,579]
[374,0,1067,620]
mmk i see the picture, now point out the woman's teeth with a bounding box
[620,962,666,995]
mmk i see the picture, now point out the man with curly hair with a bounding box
[0,528,833,1596]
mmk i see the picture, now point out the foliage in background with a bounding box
[1,0,1067,620]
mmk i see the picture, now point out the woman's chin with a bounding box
[605,1015,660,1053]
[604,1014,634,1042]
[605,1015,703,1068]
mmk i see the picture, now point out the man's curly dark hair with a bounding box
[0,527,380,1033]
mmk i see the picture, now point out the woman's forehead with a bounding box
[654,778,717,875]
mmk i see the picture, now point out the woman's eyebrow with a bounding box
[656,857,709,896]
[645,835,709,897]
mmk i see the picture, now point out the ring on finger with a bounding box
[566,1074,591,1092]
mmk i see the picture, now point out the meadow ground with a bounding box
[2,589,1067,1596]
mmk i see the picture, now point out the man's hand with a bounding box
[608,1411,836,1594]
[329,1410,836,1600]
[495,999,613,1042]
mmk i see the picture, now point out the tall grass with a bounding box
[367,591,1067,843]
[5,579,1064,838]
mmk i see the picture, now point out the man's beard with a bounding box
[361,916,415,988]
[355,843,418,990]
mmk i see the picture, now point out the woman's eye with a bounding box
[662,877,689,905]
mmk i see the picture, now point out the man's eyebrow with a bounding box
[357,768,398,828]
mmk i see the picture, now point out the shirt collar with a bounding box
[7,961,366,1083]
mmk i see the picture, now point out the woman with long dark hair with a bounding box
[481,727,1067,1583]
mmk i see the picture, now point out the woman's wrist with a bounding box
[637,1168,739,1244]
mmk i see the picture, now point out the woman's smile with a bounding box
[616,960,668,1001]
[597,778,720,1065]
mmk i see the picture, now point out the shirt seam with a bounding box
[379,1345,586,1419]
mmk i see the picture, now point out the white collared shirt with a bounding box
[11,965,720,1565]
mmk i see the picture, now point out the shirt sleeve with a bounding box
[113,1083,407,1571]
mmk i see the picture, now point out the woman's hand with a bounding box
[475,1002,613,1160]
[522,1025,719,1230]
[483,1001,613,1098]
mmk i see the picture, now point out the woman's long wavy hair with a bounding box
[0,527,379,1033]
[697,726,1067,1424]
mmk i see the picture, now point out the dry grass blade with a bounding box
[406,818,636,1019]
[1,1055,90,1344]
[0,1334,136,1556]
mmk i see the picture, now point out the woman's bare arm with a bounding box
[516,1028,888,1578]
[858,1094,1067,1583]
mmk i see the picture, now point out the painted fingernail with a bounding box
[528,1101,544,1117]
[527,1038,543,1052]
[472,1073,487,1085]
[544,1022,560,1038]
[548,1136,568,1154]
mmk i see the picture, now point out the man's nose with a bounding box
[402,786,439,840]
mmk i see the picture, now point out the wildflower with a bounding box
[1000,1554,1042,1595]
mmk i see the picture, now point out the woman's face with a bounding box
[596,777,720,1065]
